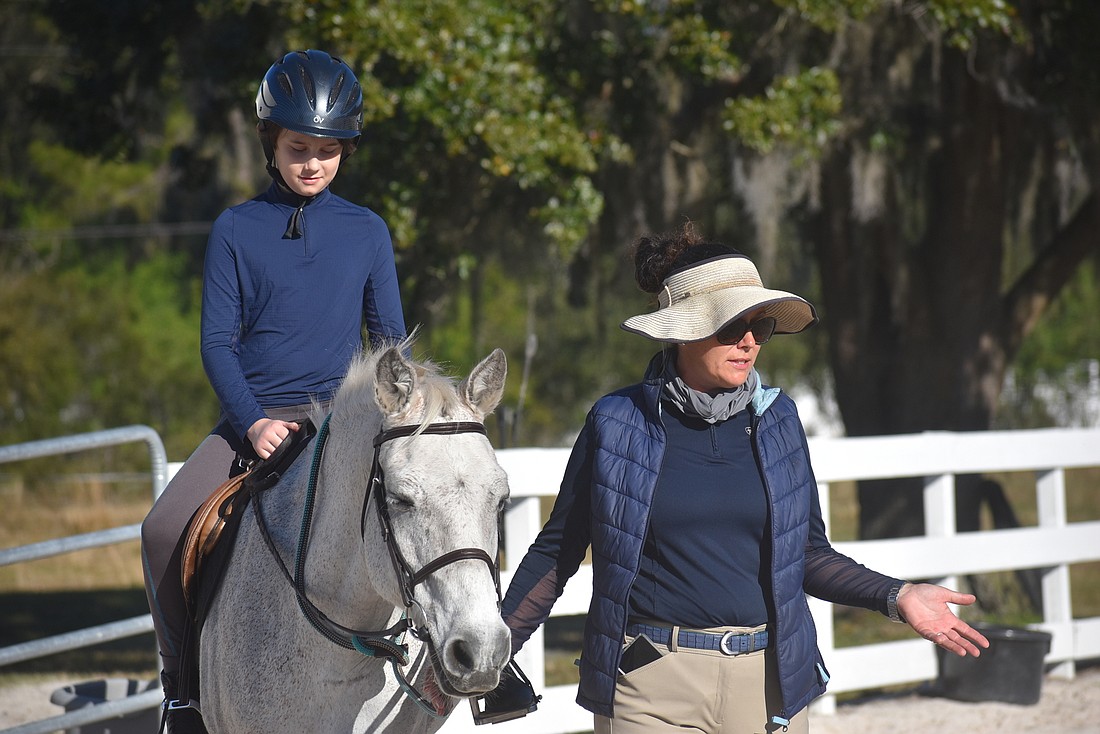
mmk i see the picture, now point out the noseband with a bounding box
[252,414,503,716]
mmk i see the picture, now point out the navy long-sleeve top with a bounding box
[200,182,407,439]
[629,405,771,627]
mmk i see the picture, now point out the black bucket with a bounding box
[935,624,1052,705]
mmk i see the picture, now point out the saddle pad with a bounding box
[181,470,249,610]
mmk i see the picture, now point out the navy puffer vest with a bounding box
[576,361,828,721]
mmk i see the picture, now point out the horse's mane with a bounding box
[312,336,466,431]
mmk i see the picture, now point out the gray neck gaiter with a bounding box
[661,354,758,424]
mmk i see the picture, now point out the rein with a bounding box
[251,413,502,717]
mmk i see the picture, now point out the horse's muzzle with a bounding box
[437,625,511,695]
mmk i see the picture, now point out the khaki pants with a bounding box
[594,626,809,734]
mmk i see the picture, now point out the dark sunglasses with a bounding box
[715,316,777,345]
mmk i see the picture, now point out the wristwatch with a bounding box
[886,583,906,623]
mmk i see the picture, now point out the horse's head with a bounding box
[359,346,512,698]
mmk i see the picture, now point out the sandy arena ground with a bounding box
[810,665,1100,734]
[2,666,1098,733]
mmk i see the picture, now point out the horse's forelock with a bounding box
[413,366,465,426]
[325,343,467,431]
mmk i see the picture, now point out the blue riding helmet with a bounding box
[256,49,363,139]
[255,49,363,175]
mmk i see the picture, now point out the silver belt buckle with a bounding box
[719,630,741,655]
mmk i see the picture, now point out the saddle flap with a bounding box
[181,472,248,610]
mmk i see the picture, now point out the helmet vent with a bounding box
[298,64,317,108]
[346,82,362,115]
[328,72,345,113]
[276,72,293,99]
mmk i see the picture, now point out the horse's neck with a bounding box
[282,423,396,627]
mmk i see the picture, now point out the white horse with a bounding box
[199,345,513,733]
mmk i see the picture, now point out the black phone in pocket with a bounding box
[618,633,663,674]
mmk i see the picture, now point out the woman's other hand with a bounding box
[247,418,300,460]
[897,582,991,657]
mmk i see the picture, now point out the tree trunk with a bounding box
[811,14,1092,539]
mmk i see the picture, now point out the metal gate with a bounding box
[0,426,168,734]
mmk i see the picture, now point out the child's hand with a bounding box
[247,418,300,459]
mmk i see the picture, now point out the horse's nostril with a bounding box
[449,638,476,672]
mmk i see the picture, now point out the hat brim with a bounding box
[621,288,817,343]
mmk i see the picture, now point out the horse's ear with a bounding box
[375,347,417,417]
[461,348,507,419]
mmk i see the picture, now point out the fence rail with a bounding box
[2,426,1098,734]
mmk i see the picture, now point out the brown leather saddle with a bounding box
[180,471,247,608]
[180,420,317,613]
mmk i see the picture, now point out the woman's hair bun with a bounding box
[632,221,738,293]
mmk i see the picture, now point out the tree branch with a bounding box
[1000,191,1099,359]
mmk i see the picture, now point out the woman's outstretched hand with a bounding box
[896,583,991,657]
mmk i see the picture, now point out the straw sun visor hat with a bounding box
[621,254,818,343]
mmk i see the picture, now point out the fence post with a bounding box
[504,495,545,691]
[1037,467,1075,680]
[923,472,958,592]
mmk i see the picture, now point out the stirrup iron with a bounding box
[469,658,541,725]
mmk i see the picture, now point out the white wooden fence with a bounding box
[2,426,1097,734]
[440,427,1100,734]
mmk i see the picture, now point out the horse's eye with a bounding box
[387,495,415,512]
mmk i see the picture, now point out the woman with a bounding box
[500,223,988,733]
[140,50,406,734]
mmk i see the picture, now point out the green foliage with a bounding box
[1014,259,1100,376]
[592,0,744,83]
[777,0,1027,49]
[126,256,217,456]
[276,0,604,263]
[0,253,215,457]
[536,176,606,260]
[772,0,879,31]
[998,258,1100,429]
[24,141,161,228]
[924,0,1028,49]
[722,67,843,157]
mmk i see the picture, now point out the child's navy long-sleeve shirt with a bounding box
[200,182,407,439]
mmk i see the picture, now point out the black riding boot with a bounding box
[159,672,209,734]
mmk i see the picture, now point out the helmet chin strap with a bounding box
[266,161,288,186]
[258,119,345,239]
[257,121,291,187]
